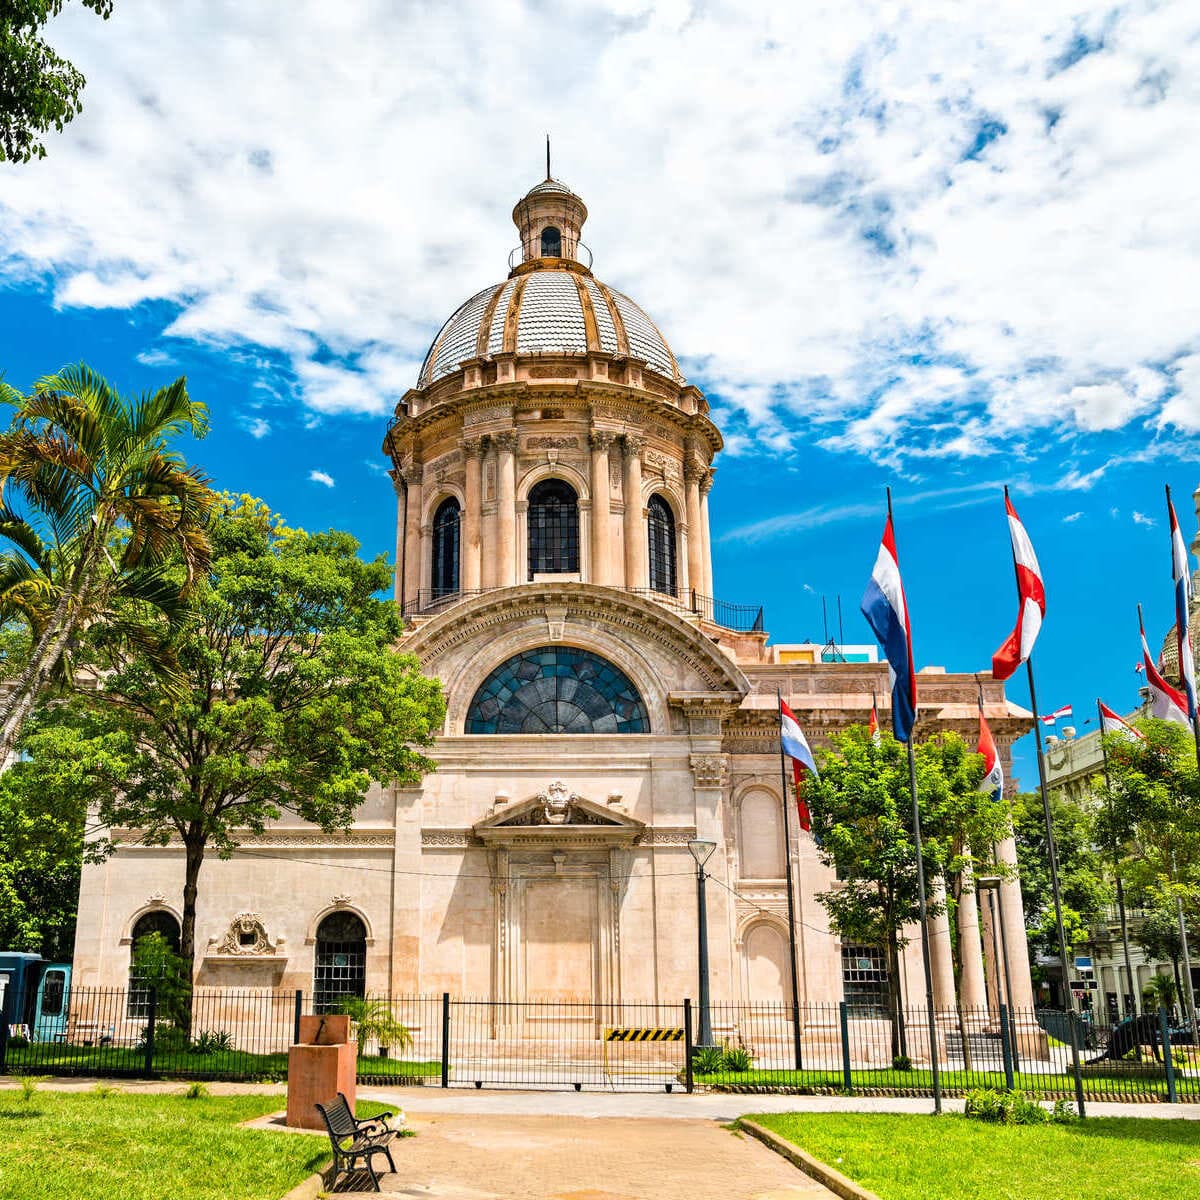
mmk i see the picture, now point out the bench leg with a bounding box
[366,1156,381,1192]
[384,1147,397,1173]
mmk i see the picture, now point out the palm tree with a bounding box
[0,364,215,758]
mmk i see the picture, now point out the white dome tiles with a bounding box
[417,270,680,387]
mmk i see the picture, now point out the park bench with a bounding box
[314,1092,401,1192]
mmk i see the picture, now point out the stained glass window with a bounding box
[432,497,461,597]
[527,479,579,577]
[314,911,367,1013]
[466,646,649,734]
[647,494,676,596]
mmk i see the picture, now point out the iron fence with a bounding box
[2,988,1195,1102]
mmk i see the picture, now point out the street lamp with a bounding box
[688,838,718,1048]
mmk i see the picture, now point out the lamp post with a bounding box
[688,839,717,1048]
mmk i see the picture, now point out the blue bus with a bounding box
[0,953,71,1042]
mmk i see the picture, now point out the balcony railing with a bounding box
[400,584,764,633]
[508,241,594,271]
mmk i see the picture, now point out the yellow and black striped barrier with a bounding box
[603,1026,684,1043]
[601,1027,686,1082]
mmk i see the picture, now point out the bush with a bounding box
[691,1046,724,1075]
[190,1030,233,1056]
[891,1055,912,1072]
[964,1088,1076,1125]
[16,1073,49,1102]
[138,1021,189,1054]
[183,1082,209,1099]
[722,1046,754,1073]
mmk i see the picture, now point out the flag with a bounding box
[861,512,917,742]
[1140,611,1189,724]
[1098,700,1145,742]
[868,692,881,745]
[977,704,1004,798]
[1039,704,1073,726]
[1168,492,1197,720]
[992,491,1046,682]
[780,698,819,831]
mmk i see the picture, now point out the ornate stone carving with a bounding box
[402,462,424,486]
[492,430,518,452]
[463,405,512,426]
[545,602,568,642]
[621,434,645,457]
[462,438,483,459]
[526,436,579,449]
[529,364,577,379]
[683,458,706,483]
[214,913,277,956]
[588,430,617,451]
[332,894,351,907]
[147,892,166,907]
[690,753,727,788]
[422,830,472,847]
[640,827,698,845]
[700,469,715,495]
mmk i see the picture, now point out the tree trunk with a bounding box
[887,932,908,1061]
[179,835,206,1037]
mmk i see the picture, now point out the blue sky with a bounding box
[3,0,1199,788]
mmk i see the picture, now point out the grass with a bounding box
[6,1042,441,1083]
[697,1065,1195,1100]
[0,1088,354,1200]
[744,1112,1200,1200]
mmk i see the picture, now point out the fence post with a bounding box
[143,987,158,1079]
[292,990,303,1046]
[999,1004,1015,1091]
[1067,1011,1087,1119]
[839,1002,852,1093]
[684,999,694,1095]
[1159,1006,1178,1104]
[1009,1009,1021,1073]
[440,993,450,1089]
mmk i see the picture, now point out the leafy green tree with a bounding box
[0,364,216,760]
[805,727,1012,1056]
[1135,896,1191,1012]
[1011,789,1111,962]
[129,930,190,1032]
[0,2,114,162]
[30,496,444,1016]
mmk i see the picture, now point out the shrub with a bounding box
[138,1021,189,1054]
[1051,1098,1079,1124]
[965,1087,1070,1125]
[16,1073,49,1102]
[190,1030,234,1056]
[336,996,413,1056]
[964,1087,1009,1123]
[722,1046,753,1073]
[183,1082,209,1099]
[691,1046,724,1075]
[891,1055,913,1072]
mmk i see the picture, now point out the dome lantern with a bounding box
[511,173,589,273]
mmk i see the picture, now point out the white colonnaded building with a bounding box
[73,173,1039,1039]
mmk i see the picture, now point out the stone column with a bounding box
[700,469,715,598]
[494,431,518,587]
[621,435,645,590]
[480,437,496,589]
[993,833,1036,1010]
[462,438,483,592]
[927,877,956,1010]
[684,457,704,599]
[589,431,615,585]
[401,462,423,610]
[392,472,406,608]
[957,867,989,1013]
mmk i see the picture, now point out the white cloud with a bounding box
[242,417,271,439]
[136,347,175,367]
[0,0,1198,466]
[1062,511,1083,523]
[308,469,335,488]
[1132,510,1155,527]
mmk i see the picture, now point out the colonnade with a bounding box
[392,429,716,609]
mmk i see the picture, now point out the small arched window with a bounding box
[432,497,461,598]
[127,910,182,1019]
[528,479,579,577]
[540,225,562,257]
[647,494,677,597]
[314,911,367,1013]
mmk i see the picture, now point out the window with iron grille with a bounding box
[540,225,562,257]
[841,944,889,1014]
[646,494,676,596]
[127,910,182,1020]
[527,478,579,577]
[313,911,367,1013]
[432,497,461,597]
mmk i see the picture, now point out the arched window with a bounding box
[127,910,181,1019]
[540,225,562,257]
[647,494,676,596]
[466,646,649,734]
[314,911,367,1013]
[527,479,579,577]
[432,497,461,598]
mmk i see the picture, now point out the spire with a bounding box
[546,134,551,180]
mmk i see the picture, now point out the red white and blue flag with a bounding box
[861,512,917,742]
[977,703,1004,798]
[1168,491,1197,721]
[993,490,1045,682]
[868,692,881,745]
[1098,700,1144,742]
[1139,611,1189,725]
[780,699,818,831]
[1040,704,1073,726]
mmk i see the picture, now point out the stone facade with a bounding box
[73,174,1038,1036]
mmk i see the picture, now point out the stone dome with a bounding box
[417,174,681,389]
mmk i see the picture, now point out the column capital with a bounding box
[389,469,404,498]
[492,430,518,452]
[700,468,715,495]
[621,433,645,457]
[402,462,424,486]
[462,437,484,458]
[589,430,617,451]
[683,457,706,483]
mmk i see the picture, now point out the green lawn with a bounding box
[6,1042,441,1083]
[0,1088,342,1200]
[699,1065,1194,1100]
[744,1112,1200,1200]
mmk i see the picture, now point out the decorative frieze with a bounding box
[526,436,579,449]
[690,753,728,788]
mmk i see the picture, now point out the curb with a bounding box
[738,1119,883,1200]
[278,1164,332,1200]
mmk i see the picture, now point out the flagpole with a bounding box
[1097,699,1138,1018]
[1167,485,1200,779]
[887,488,942,1115]
[777,690,805,1072]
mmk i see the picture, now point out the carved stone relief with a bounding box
[212,913,278,956]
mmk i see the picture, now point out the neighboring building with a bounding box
[73,173,1038,1040]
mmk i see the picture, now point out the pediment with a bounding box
[474,780,644,846]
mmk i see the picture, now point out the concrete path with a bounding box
[316,1112,832,1199]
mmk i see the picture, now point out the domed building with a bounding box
[73,173,1039,1059]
